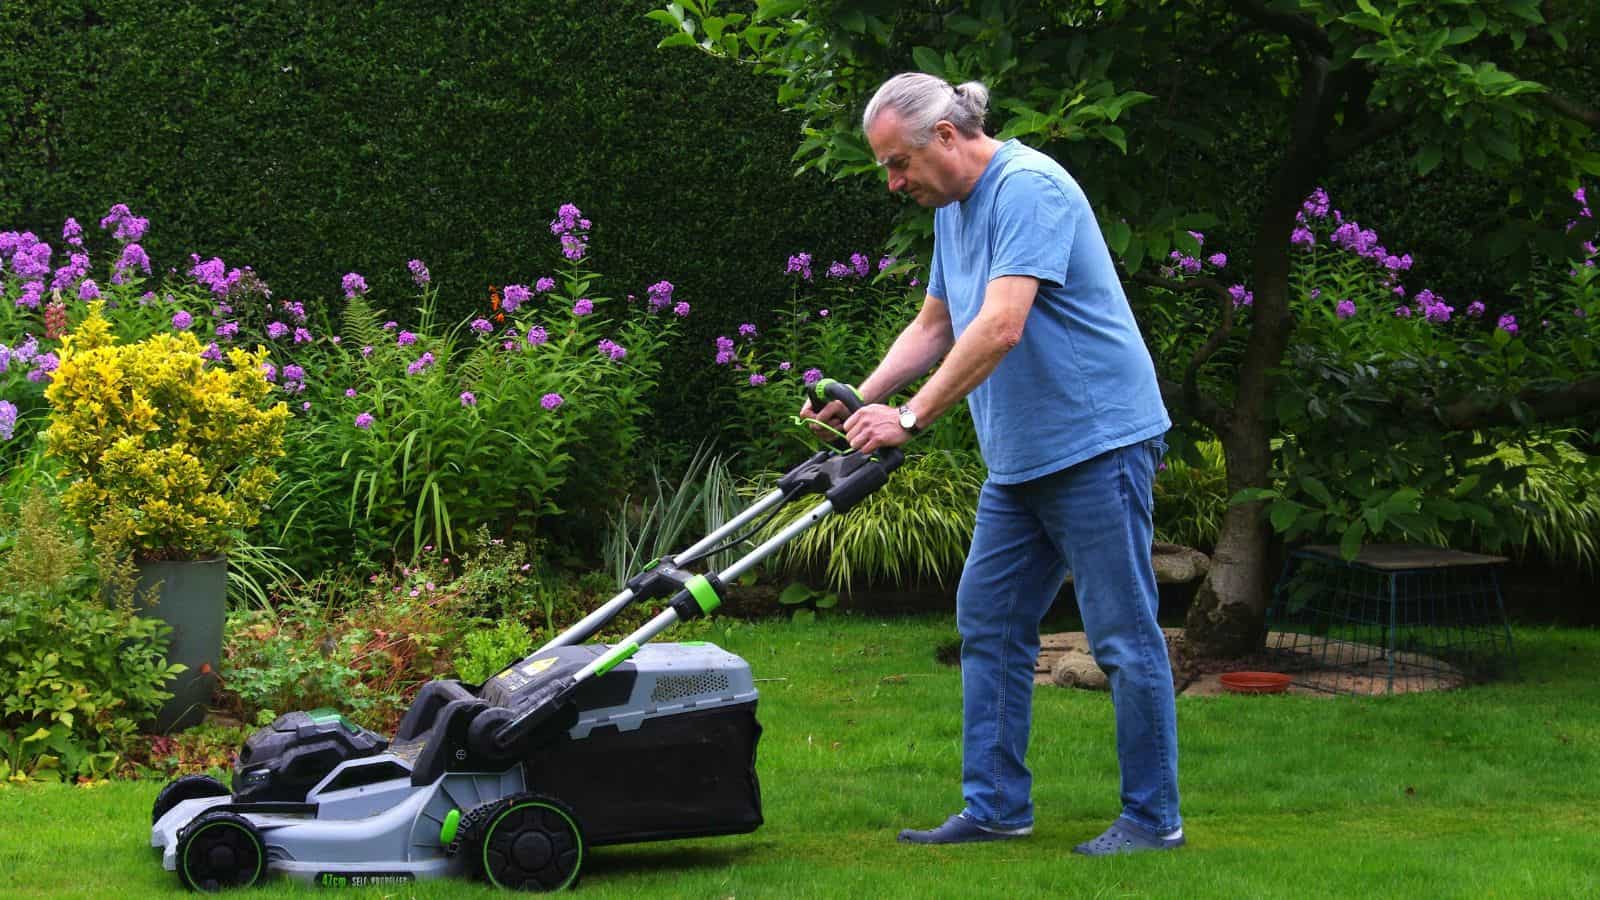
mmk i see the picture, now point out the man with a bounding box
[804,73,1182,855]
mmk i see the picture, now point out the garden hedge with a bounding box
[0,0,894,437]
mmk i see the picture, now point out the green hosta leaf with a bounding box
[815,592,839,609]
[778,582,814,605]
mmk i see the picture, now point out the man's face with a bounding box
[867,111,953,208]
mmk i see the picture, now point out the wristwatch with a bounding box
[897,404,921,435]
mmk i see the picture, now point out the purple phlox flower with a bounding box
[342,272,368,298]
[1187,230,1205,247]
[282,364,305,383]
[748,373,767,386]
[851,253,871,278]
[1497,314,1518,334]
[62,218,83,246]
[561,233,588,261]
[504,284,530,311]
[535,276,556,293]
[1576,187,1588,206]
[819,309,830,318]
[572,297,594,316]
[1228,284,1253,307]
[189,255,243,298]
[826,261,850,279]
[1422,298,1454,323]
[331,335,342,344]
[355,412,375,430]
[878,255,897,272]
[112,243,152,284]
[0,400,16,441]
[406,351,436,375]
[99,203,148,242]
[408,259,430,287]
[294,327,312,344]
[1574,308,1586,318]
[738,323,757,339]
[26,351,59,383]
[11,337,37,365]
[16,281,44,310]
[1394,305,1412,318]
[52,252,90,291]
[471,318,494,334]
[1290,227,1316,249]
[172,310,193,330]
[0,346,9,375]
[646,280,674,310]
[262,362,278,382]
[78,279,100,301]
[715,335,734,353]
[397,330,417,346]
[383,320,398,330]
[597,338,627,361]
[1178,256,1202,275]
[540,392,564,411]
[459,391,477,407]
[526,326,548,346]
[11,237,52,280]
[267,321,289,340]
[549,203,584,235]
[282,300,307,322]
[715,350,735,365]
[1393,284,1407,297]
[785,252,814,280]
[345,387,358,398]
[1335,299,1357,319]
[1207,253,1227,269]
[1309,288,1322,300]
[1466,301,1486,318]
[673,301,691,318]
[802,368,823,386]
[779,361,792,371]
[361,345,374,357]
[301,401,311,411]
[502,340,516,350]
[200,343,223,362]
[216,321,240,340]
[1301,188,1331,219]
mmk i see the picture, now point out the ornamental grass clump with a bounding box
[42,303,289,560]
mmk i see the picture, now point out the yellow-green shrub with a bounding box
[43,303,289,560]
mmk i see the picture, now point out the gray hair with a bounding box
[862,73,989,146]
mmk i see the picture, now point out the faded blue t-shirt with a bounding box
[928,139,1169,484]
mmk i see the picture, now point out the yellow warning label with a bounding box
[519,657,558,676]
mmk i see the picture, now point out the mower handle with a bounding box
[805,378,865,418]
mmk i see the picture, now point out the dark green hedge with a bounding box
[1,0,894,434]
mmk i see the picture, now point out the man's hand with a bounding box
[799,397,851,440]
[844,403,914,454]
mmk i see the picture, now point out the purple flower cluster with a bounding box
[1412,289,1454,323]
[803,367,823,386]
[397,330,418,347]
[406,351,436,375]
[62,218,83,247]
[112,243,151,284]
[535,276,556,294]
[1229,284,1253,308]
[172,310,194,330]
[646,280,674,311]
[471,318,494,334]
[99,204,148,243]
[342,272,368,299]
[355,412,375,430]
[597,338,627,361]
[714,335,735,365]
[281,300,308,323]
[459,391,476,407]
[408,259,430,287]
[78,280,100,301]
[786,253,813,280]
[0,400,15,441]
[550,204,591,261]
[1335,299,1356,319]
[572,298,593,317]
[267,321,289,340]
[738,322,757,339]
[281,364,307,394]
[1497,314,1518,335]
[673,301,691,317]
[540,392,564,411]
[504,284,530,312]
[526,326,548,346]
[190,255,247,298]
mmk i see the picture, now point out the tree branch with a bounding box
[1229,0,1332,56]
[1432,378,1600,430]
[1535,91,1600,129]
[1129,271,1235,430]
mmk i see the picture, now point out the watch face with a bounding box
[899,408,916,429]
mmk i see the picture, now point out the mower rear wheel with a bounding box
[468,792,584,891]
[175,810,265,892]
[152,774,231,824]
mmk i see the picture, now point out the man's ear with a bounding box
[935,120,958,147]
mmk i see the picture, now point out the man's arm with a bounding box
[856,294,957,404]
[843,275,1038,452]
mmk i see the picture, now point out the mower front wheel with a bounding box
[465,792,584,891]
[175,810,266,892]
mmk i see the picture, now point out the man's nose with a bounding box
[888,172,905,192]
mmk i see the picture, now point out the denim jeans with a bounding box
[956,436,1181,835]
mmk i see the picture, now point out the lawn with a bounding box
[3,614,1598,898]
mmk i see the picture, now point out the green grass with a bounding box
[4,615,1600,898]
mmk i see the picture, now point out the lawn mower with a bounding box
[150,380,902,892]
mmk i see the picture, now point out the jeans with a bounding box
[956,436,1180,835]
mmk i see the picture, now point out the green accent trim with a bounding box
[685,574,722,616]
[308,708,340,724]
[483,801,584,891]
[439,808,461,846]
[595,641,640,676]
[643,556,660,571]
[681,640,710,647]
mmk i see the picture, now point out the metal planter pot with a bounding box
[135,556,227,733]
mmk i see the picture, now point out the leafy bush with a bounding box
[1154,438,1228,552]
[0,490,178,782]
[44,303,288,559]
[602,442,744,587]
[452,620,534,686]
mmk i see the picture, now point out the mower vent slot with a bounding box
[650,672,730,703]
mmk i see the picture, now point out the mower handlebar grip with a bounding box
[805,378,865,417]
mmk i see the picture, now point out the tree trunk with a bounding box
[1182,423,1274,657]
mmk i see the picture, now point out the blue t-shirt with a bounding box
[928,139,1169,484]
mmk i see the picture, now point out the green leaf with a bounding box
[1416,144,1443,175]
[1299,476,1335,507]
[1269,500,1302,533]
[912,46,945,79]
[837,8,866,33]
[1340,520,1368,560]
[1105,219,1132,256]
[778,582,815,605]
[815,592,839,609]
